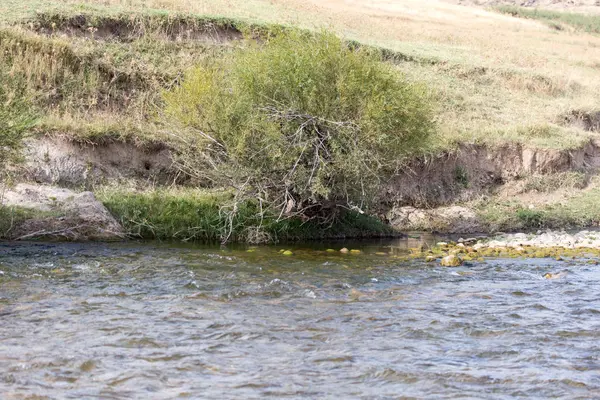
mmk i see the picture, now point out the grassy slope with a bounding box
[2,0,600,237]
[495,5,600,34]
[1,0,599,150]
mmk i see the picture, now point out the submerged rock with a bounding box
[544,272,568,280]
[1,183,124,241]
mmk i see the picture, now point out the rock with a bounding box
[350,249,362,254]
[2,183,124,241]
[425,255,436,262]
[340,248,349,254]
[544,272,567,280]
[441,254,462,267]
[487,240,507,249]
[473,243,485,251]
[387,205,483,233]
[282,250,293,256]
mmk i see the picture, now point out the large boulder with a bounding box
[1,183,124,241]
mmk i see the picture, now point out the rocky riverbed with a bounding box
[473,231,600,250]
[425,230,600,268]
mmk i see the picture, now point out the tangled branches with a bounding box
[164,30,434,241]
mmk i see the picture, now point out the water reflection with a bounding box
[0,240,599,399]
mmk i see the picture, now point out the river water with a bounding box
[1,239,599,399]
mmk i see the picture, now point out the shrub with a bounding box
[164,30,434,221]
[516,208,544,229]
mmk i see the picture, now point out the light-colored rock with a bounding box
[473,230,600,251]
[388,205,482,233]
[487,240,507,248]
[441,254,462,267]
[1,183,124,241]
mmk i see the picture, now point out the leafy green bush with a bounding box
[164,30,434,218]
[516,208,545,229]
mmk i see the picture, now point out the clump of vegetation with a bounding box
[165,30,434,224]
[516,208,545,228]
[476,183,600,232]
[522,172,587,193]
[0,207,44,238]
[496,6,600,34]
[454,166,469,188]
[99,188,394,243]
[0,69,37,176]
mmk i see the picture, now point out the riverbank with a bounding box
[1,0,600,243]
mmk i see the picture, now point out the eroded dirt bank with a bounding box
[384,139,600,233]
[4,136,600,240]
[20,136,178,188]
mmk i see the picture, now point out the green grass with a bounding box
[496,6,600,34]
[476,187,600,232]
[0,206,56,238]
[0,13,245,144]
[98,188,394,243]
[1,2,598,150]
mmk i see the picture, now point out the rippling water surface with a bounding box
[1,239,600,399]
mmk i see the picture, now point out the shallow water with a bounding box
[1,239,600,399]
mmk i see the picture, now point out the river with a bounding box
[1,239,599,399]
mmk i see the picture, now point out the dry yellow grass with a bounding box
[2,0,600,149]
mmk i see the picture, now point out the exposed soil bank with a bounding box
[5,135,600,242]
[21,136,177,188]
[384,139,600,234]
[384,140,600,208]
[31,13,244,43]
